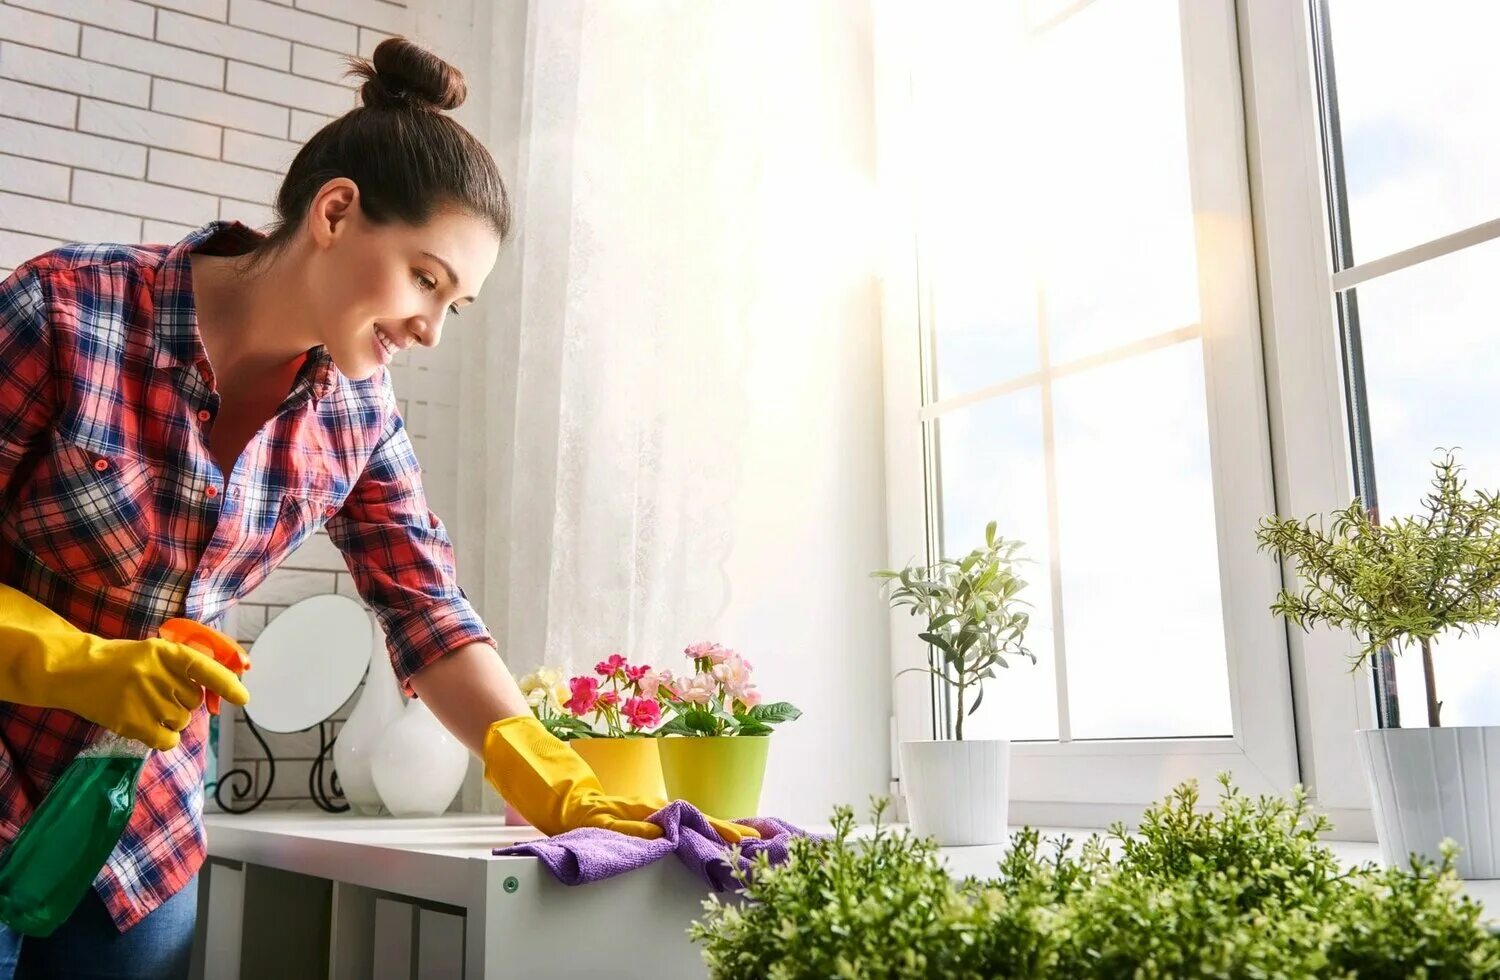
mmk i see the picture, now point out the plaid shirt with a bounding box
[0,222,493,932]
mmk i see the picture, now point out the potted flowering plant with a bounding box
[875,520,1034,845]
[653,642,801,818]
[516,656,670,800]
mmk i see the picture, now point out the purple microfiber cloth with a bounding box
[491,800,806,890]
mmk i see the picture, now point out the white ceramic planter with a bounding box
[1357,725,1500,879]
[371,698,471,817]
[899,738,1010,846]
[333,616,404,816]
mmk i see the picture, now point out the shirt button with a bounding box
[206,485,220,498]
[324,505,337,518]
[198,410,212,422]
[93,459,109,472]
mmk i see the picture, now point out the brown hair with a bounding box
[259,38,510,250]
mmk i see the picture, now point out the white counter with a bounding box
[195,812,723,980]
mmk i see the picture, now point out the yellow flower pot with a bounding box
[570,737,667,801]
[657,736,770,818]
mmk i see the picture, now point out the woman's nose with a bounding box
[408,315,441,348]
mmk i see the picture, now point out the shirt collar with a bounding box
[150,221,224,372]
[151,221,340,402]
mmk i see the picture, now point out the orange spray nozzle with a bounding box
[158,618,250,715]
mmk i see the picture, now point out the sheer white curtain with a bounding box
[457,0,888,818]
[477,3,784,675]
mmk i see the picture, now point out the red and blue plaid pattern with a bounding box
[0,223,493,931]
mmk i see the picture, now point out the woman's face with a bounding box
[307,186,501,382]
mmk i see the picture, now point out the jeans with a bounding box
[0,876,197,980]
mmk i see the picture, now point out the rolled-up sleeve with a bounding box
[325,399,494,695]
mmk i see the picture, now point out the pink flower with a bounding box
[676,673,718,705]
[594,653,628,677]
[711,653,755,700]
[622,696,662,730]
[596,690,621,709]
[565,676,599,715]
[738,687,762,709]
[623,664,650,684]
[684,641,733,665]
[638,669,675,700]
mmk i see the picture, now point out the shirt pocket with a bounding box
[267,484,342,562]
[2,436,155,588]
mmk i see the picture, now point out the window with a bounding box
[877,0,1298,823]
[1311,0,1500,729]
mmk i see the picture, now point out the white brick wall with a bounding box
[0,0,480,810]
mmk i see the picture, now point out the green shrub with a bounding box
[689,799,980,979]
[690,777,1500,979]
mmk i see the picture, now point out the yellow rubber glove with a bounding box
[0,584,250,751]
[483,715,761,843]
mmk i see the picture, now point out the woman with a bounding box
[0,38,754,979]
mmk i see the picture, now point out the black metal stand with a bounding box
[208,714,347,814]
[310,721,348,813]
[211,713,274,813]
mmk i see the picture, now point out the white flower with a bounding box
[519,666,567,713]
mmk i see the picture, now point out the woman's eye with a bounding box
[448,303,462,318]
[414,273,437,292]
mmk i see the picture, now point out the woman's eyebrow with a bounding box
[422,251,477,303]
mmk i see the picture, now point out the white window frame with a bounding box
[1235,0,1377,837]
[874,0,1311,828]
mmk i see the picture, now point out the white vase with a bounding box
[899,739,1010,846]
[1358,726,1500,879]
[333,615,405,816]
[371,698,471,817]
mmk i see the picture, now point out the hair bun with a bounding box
[347,37,466,113]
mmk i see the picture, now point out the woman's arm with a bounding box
[408,641,529,754]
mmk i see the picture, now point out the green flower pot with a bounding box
[657,736,770,818]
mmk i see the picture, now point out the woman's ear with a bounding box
[308,178,360,248]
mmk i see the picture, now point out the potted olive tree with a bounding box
[1257,451,1500,877]
[875,521,1034,845]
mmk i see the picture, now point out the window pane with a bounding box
[916,0,1201,397]
[1053,341,1232,739]
[925,223,1042,400]
[935,393,1059,741]
[1325,1,1500,261]
[1352,238,1500,726]
[916,7,1040,398]
[1031,0,1201,364]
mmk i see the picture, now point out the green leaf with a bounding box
[749,701,803,724]
[919,631,954,654]
[544,714,597,740]
[653,716,696,737]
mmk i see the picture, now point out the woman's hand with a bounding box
[483,715,761,843]
[0,584,248,750]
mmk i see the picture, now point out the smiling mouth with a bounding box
[374,326,399,362]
